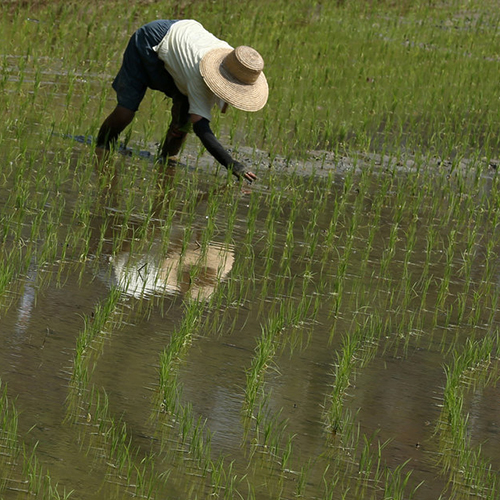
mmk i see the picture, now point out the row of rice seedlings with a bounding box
[0,243,34,314]
[69,385,163,499]
[435,334,500,498]
[153,298,243,498]
[0,145,52,307]
[156,298,206,417]
[69,286,123,395]
[0,379,72,499]
[201,189,261,337]
[244,314,284,416]
[324,314,384,438]
[240,302,322,495]
[259,191,283,294]
[245,267,323,414]
[0,379,19,493]
[331,174,392,317]
[153,294,266,498]
[217,168,300,307]
[21,444,74,500]
[298,173,334,264]
[246,415,296,499]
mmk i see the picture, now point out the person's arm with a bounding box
[191,114,257,183]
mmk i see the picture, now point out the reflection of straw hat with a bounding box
[111,242,235,301]
[200,46,268,112]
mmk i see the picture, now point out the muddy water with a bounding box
[1,133,500,500]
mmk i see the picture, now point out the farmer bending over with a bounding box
[96,19,268,183]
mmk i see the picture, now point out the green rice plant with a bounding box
[244,318,281,414]
[324,315,382,436]
[69,385,168,500]
[356,432,386,483]
[0,380,19,489]
[435,334,500,497]
[22,443,74,499]
[382,460,421,500]
[156,297,207,442]
[321,465,341,500]
[69,286,123,391]
[242,189,260,248]
[197,188,222,254]
[248,399,290,469]
[209,458,244,499]
[435,229,457,315]
[0,379,74,499]
[379,221,400,277]
[294,458,313,498]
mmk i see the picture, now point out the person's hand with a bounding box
[230,161,257,184]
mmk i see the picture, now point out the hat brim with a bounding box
[200,48,268,112]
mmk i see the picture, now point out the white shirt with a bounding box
[153,20,232,120]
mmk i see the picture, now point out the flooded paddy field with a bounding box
[3,0,500,499]
[2,136,500,499]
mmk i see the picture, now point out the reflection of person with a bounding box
[96,19,268,183]
[111,230,235,301]
[90,167,234,301]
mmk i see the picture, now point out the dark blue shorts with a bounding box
[112,20,181,112]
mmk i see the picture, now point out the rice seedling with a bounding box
[68,384,166,500]
[0,379,74,499]
[324,314,383,437]
[69,286,123,392]
[0,380,19,486]
[435,334,500,497]
[244,319,281,415]
[157,298,207,414]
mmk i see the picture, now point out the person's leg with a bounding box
[159,94,190,162]
[95,23,149,160]
[95,105,136,163]
[96,105,135,148]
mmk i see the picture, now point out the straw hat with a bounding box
[200,46,268,112]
